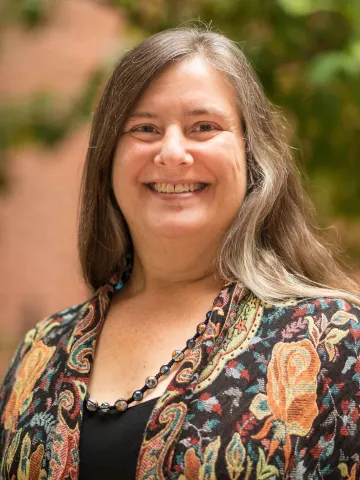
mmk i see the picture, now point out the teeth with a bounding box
[152,183,205,193]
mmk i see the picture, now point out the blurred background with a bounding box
[0,0,359,381]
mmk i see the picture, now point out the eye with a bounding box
[193,123,219,133]
[130,124,158,134]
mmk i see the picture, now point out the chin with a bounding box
[147,220,207,239]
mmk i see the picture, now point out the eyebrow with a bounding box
[127,111,157,120]
[185,107,228,119]
[127,107,230,121]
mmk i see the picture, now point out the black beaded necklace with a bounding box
[85,270,212,414]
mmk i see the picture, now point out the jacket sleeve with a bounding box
[0,323,41,464]
[289,299,360,478]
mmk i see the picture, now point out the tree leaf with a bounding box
[277,0,335,16]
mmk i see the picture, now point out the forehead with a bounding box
[132,57,238,115]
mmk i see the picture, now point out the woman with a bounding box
[1,26,360,479]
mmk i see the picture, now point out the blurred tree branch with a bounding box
[0,0,50,30]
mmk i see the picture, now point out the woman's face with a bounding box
[112,57,247,242]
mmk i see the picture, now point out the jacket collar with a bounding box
[48,274,246,478]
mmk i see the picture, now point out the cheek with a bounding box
[112,142,147,189]
[211,139,247,212]
[203,135,246,188]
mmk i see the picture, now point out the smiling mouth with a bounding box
[148,182,208,194]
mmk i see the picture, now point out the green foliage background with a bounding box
[1,0,360,260]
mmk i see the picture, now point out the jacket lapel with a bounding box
[137,282,248,479]
[48,278,117,479]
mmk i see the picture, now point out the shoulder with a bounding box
[0,296,95,470]
[250,296,360,474]
[260,295,360,338]
[290,295,360,318]
[259,296,360,396]
[0,297,93,392]
[262,295,360,320]
[21,297,93,351]
[254,295,360,377]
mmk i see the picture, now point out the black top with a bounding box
[79,397,159,479]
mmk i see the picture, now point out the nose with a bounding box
[154,127,193,167]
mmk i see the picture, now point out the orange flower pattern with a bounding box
[251,339,321,469]
[3,342,56,432]
[1,278,360,479]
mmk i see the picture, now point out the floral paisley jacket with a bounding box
[1,277,360,480]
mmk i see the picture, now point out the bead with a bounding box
[145,376,158,389]
[100,402,111,413]
[86,398,98,412]
[115,399,128,412]
[160,365,170,375]
[133,390,143,401]
[88,307,212,412]
[172,350,185,362]
[197,322,207,334]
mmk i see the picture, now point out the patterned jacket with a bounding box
[1,277,360,479]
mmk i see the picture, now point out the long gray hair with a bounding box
[78,26,360,304]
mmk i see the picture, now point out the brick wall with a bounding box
[0,0,124,380]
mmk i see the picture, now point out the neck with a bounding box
[124,234,225,299]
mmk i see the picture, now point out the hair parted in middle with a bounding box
[78,25,359,304]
